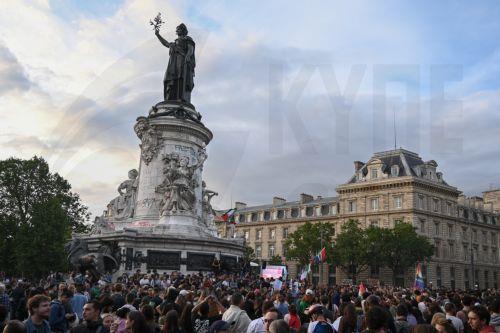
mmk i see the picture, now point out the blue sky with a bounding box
[0,0,499,217]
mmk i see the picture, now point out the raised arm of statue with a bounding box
[155,30,172,48]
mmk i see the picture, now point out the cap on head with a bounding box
[209,320,231,333]
[305,289,314,296]
[305,304,323,316]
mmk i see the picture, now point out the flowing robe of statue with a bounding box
[155,24,195,103]
[108,170,139,220]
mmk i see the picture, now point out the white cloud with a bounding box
[0,0,499,217]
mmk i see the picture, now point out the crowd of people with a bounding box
[1,270,500,333]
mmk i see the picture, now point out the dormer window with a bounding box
[305,206,314,217]
[391,165,400,177]
[321,205,330,216]
[371,168,378,179]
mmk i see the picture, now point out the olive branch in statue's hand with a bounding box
[150,12,164,32]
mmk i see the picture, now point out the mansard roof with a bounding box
[347,148,450,186]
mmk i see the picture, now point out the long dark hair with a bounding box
[128,310,150,333]
[162,310,181,333]
[339,303,357,333]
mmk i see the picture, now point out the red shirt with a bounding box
[288,313,301,330]
[479,325,496,333]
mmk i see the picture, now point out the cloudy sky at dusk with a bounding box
[1,0,500,218]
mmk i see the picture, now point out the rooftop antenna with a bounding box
[393,105,397,150]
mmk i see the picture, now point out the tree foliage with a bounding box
[331,219,372,283]
[0,156,89,277]
[284,222,335,267]
[331,219,434,285]
[268,255,284,266]
[243,245,256,263]
[379,222,434,286]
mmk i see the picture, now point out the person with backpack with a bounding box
[221,293,251,333]
[49,289,74,333]
[395,305,411,333]
[306,304,334,333]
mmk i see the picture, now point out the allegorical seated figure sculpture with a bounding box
[154,23,195,103]
[202,181,218,235]
[156,151,206,215]
[107,169,139,220]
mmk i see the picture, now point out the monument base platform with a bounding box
[81,229,245,277]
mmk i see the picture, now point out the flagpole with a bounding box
[320,228,323,287]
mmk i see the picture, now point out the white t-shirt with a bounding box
[246,317,265,333]
[332,316,342,332]
[446,314,464,333]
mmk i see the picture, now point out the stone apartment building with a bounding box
[217,149,500,288]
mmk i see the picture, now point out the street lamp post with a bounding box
[320,228,323,286]
[469,215,476,289]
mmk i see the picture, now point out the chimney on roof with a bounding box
[354,161,364,172]
[484,189,500,213]
[235,202,247,210]
[300,193,313,204]
[458,195,466,205]
[272,197,286,206]
[471,196,483,209]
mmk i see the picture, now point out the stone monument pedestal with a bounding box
[74,101,245,277]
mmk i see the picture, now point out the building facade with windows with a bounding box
[217,149,500,288]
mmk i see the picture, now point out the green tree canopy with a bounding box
[284,221,335,267]
[243,245,256,263]
[331,219,373,283]
[379,222,434,286]
[0,156,89,277]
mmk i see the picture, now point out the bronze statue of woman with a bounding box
[155,23,195,103]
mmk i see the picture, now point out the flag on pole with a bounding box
[299,264,311,281]
[222,208,236,224]
[414,262,425,290]
[300,268,308,281]
[358,282,366,297]
[319,247,327,262]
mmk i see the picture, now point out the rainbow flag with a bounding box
[414,262,425,290]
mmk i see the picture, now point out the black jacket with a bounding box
[70,320,110,333]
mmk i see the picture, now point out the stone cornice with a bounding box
[150,117,213,144]
[336,176,460,196]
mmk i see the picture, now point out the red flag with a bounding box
[320,247,327,262]
[358,282,366,297]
